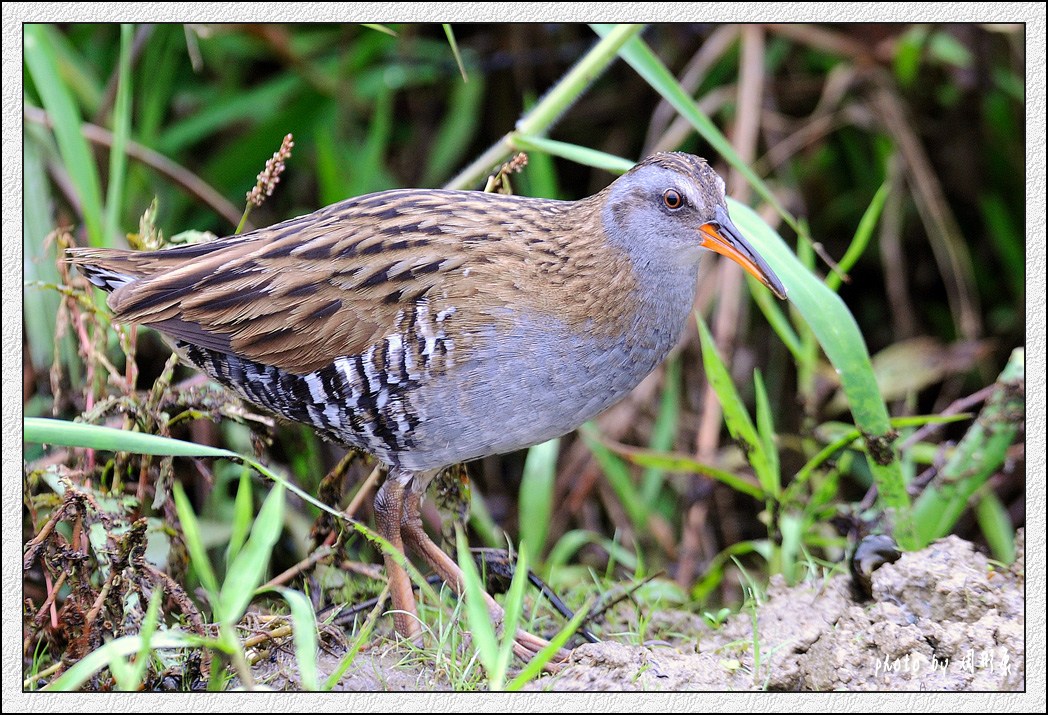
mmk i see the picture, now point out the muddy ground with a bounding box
[256,531,1025,692]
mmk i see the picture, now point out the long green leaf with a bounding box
[827,181,890,292]
[518,438,560,562]
[455,527,499,680]
[102,24,134,247]
[109,587,163,690]
[361,23,397,37]
[505,599,591,691]
[778,512,803,585]
[172,482,221,609]
[617,448,764,500]
[752,369,781,499]
[546,529,639,575]
[24,24,106,246]
[271,587,319,691]
[225,468,254,565]
[979,193,1024,299]
[25,417,345,521]
[422,71,485,185]
[975,490,1017,564]
[25,417,230,458]
[492,544,530,689]
[44,631,198,692]
[22,132,62,371]
[218,483,285,625]
[442,24,469,82]
[155,73,300,155]
[467,488,502,549]
[724,199,914,547]
[511,134,634,174]
[44,26,104,111]
[696,314,775,492]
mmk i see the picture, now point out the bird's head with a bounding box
[602,152,787,300]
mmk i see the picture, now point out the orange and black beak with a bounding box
[699,205,787,300]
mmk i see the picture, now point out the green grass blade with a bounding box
[827,181,890,292]
[314,125,347,206]
[455,526,500,684]
[752,369,781,499]
[505,599,591,691]
[25,417,346,521]
[137,25,181,146]
[360,88,395,188]
[518,438,560,563]
[492,544,530,688]
[442,24,469,82]
[155,73,300,156]
[362,23,397,36]
[617,447,764,500]
[24,24,106,246]
[979,193,1024,299]
[103,24,134,247]
[467,489,502,548]
[322,609,372,690]
[110,587,164,690]
[796,232,824,404]
[172,481,221,611]
[22,133,62,371]
[546,529,639,575]
[778,511,803,585]
[43,631,197,692]
[517,130,561,198]
[218,483,286,625]
[696,314,774,489]
[44,27,104,112]
[724,199,914,547]
[975,490,1017,564]
[270,587,319,691]
[225,467,254,565]
[25,417,231,458]
[511,134,635,173]
[691,540,772,603]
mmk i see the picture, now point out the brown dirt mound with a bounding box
[254,531,1025,691]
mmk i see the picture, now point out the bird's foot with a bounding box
[510,629,570,672]
[482,593,571,671]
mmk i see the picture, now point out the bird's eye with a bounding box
[663,189,685,210]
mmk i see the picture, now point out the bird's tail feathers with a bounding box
[65,248,144,293]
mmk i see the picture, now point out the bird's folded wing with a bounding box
[68,197,484,375]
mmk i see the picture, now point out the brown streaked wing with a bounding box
[97,189,581,375]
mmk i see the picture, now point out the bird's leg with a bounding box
[373,470,421,643]
[399,487,570,666]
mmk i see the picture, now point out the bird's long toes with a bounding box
[509,627,571,669]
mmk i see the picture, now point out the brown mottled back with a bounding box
[69,187,639,374]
